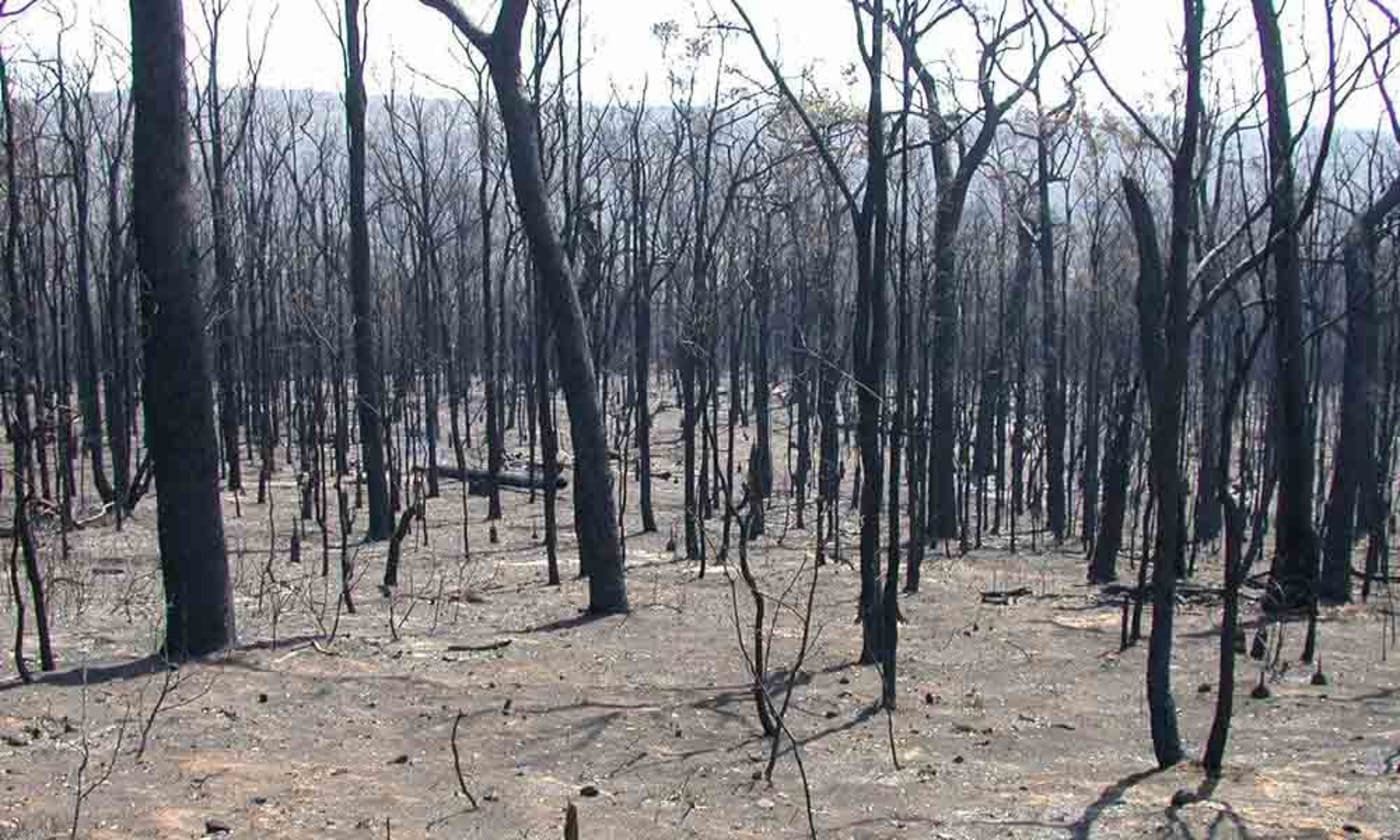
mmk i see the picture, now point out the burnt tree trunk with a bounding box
[421,0,627,612]
[1036,115,1066,542]
[130,0,236,657]
[1320,177,1400,603]
[1252,0,1319,610]
[345,0,392,540]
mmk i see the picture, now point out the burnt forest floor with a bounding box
[1,405,1398,840]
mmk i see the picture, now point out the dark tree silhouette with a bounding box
[130,0,236,658]
[345,0,393,541]
[416,0,627,613]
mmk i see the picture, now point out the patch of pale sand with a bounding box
[1227,763,1375,832]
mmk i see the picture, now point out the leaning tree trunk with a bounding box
[1125,176,1186,769]
[420,0,627,612]
[130,0,236,658]
[1119,0,1201,769]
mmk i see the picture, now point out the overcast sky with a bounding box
[2,0,1392,129]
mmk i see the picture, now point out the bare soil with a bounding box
[1,406,1398,839]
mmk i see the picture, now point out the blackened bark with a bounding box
[1251,0,1319,610]
[536,266,561,586]
[748,248,773,536]
[205,30,242,493]
[1037,123,1066,542]
[629,125,656,533]
[102,101,134,521]
[1320,177,1400,602]
[1203,320,1268,776]
[130,0,236,657]
[480,106,504,521]
[345,0,392,540]
[1126,171,1189,769]
[1193,313,1222,543]
[1090,374,1137,584]
[55,70,114,505]
[1080,309,1102,546]
[419,0,626,612]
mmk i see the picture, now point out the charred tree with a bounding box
[130,0,236,657]
[344,0,392,540]
[419,0,627,613]
[1320,177,1400,602]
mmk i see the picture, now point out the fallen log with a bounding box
[432,466,567,496]
[445,639,512,653]
[980,586,1033,605]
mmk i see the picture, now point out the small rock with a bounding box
[1197,683,1212,694]
[923,692,936,705]
[579,784,600,798]
[388,754,409,765]
[482,788,500,802]
[952,755,964,765]
[205,818,232,834]
[1,734,28,748]
[751,770,762,780]
[824,710,838,719]
[838,677,850,685]
[756,797,775,809]
[1342,825,1361,834]
[251,796,268,806]
[257,693,268,704]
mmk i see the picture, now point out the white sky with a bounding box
[1,0,1393,129]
